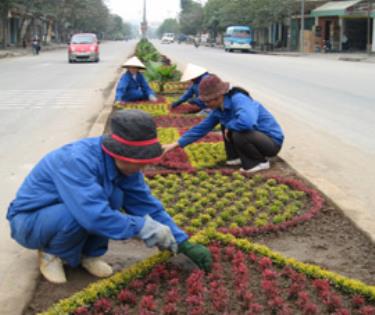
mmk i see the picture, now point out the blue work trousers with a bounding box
[9,204,108,267]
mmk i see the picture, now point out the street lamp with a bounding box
[300,0,305,53]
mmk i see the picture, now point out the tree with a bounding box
[179,0,203,35]
[157,19,179,38]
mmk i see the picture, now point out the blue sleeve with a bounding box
[115,74,130,101]
[119,173,188,244]
[139,74,155,97]
[178,112,219,147]
[226,94,258,131]
[52,154,145,240]
[176,85,195,104]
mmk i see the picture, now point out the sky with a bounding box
[107,0,206,25]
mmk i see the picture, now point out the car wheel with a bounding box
[95,58,100,63]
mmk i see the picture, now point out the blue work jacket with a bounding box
[178,92,284,147]
[174,73,209,109]
[7,137,188,243]
[115,71,155,102]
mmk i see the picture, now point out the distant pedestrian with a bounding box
[163,74,284,173]
[115,56,157,103]
[31,37,41,55]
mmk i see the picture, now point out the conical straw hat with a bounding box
[122,56,146,69]
[181,63,207,82]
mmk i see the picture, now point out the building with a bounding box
[311,0,374,51]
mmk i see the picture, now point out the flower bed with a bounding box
[158,148,192,170]
[169,103,201,115]
[145,170,323,236]
[154,116,203,128]
[150,81,190,94]
[114,103,170,117]
[184,142,226,168]
[179,128,223,143]
[41,231,375,315]
[157,128,180,145]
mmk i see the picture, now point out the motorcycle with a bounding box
[32,39,41,55]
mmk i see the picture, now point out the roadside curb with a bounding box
[0,44,66,59]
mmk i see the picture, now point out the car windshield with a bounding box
[71,35,95,44]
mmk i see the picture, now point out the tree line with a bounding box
[158,0,298,37]
[0,0,133,47]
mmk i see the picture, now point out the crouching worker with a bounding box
[7,110,212,284]
[115,56,157,103]
[170,63,209,111]
[164,75,284,173]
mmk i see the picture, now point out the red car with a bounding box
[68,33,100,63]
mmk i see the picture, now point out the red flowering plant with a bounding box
[65,236,375,315]
[169,103,201,114]
[154,115,203,129]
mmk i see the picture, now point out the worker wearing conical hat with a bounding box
[115,56,157,103]
[170,63,209,110]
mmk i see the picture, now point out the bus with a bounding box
[224,26,253,52]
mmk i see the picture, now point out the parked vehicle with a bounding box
[161,33,175,44]
[68,33,100,63]
[224,26,253,52]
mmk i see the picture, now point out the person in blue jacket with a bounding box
[115,56,157,103]
[7,110,212,284]
[163,75,284,173]
[170,63,209,110]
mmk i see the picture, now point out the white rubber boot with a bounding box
[38,251,67,284]
[81,257,113,278]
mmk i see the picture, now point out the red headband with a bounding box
[101,145,161,164]
[112,134,159,146]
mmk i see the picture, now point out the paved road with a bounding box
[154,41,375,241]
[0,40,135,315]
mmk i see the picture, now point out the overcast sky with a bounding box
[107,0,206,25]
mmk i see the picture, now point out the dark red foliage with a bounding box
[165,288,180,303]
[154,115,203,128]
[140,295,157,311]
[359,306,375,315]
[158,147,192,170]
[73,306,89,315]
[118,289,137,305]
[162,303,178,315]
[352,295,366,307]
[170,103,200,114]
[93,298,112,313]
[258,257,273,270]
[128,279,145,291]
[179,128,223,143]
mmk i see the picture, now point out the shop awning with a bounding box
[311,0,363,17]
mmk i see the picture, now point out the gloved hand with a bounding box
[138,215,178,253]
[170,101,181,109]
[148,94,158,102]
[178,241,212,272]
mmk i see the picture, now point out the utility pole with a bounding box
[367,0,371,54]
[300,0,305,53]
[141,0,148,39]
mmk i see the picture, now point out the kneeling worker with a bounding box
[7,110,212,284]
[164,75,284,173]
[115,56,157,103]
[170,63,209,110]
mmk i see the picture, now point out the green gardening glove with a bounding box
[178,241,212,272]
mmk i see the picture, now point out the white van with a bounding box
[161,33,175,44]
